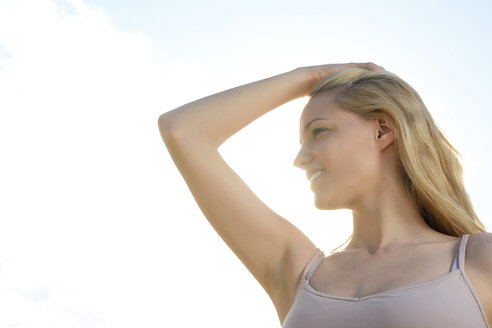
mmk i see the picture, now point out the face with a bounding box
[293,91,383,210]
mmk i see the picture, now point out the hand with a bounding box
[300,62,385,94]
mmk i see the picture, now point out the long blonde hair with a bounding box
[307,68,488,253]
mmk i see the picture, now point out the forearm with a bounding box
[158,67,312,148]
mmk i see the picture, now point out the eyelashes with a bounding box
[312,128,327,137]
[299,128,327,145]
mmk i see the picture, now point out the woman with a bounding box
[158,63,491,327]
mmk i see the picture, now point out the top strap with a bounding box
[301,236,470,281]
[304,248,325,281]
[451,248,459,271]
[457,234,471,271]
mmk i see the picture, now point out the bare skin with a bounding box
[294,91,451,253]
[159,62,491,326]
[289,89,491,327]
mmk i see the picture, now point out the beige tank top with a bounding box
[282,234,490,328]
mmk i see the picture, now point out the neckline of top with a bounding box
[303,267,462,302]
[302,234,469,302]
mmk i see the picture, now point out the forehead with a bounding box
[300,92,342,125]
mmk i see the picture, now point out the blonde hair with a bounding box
[307,68,488,254]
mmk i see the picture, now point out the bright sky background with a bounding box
[1,0,491,327]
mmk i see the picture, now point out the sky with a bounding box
[0,0,491,327]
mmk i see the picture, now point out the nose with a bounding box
[292,147,311,169]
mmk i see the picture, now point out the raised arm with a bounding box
[158,62,383,324]
[158,67,312,147]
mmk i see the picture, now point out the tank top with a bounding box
[282,234,490,328]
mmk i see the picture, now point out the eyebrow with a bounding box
[299,118,330,145]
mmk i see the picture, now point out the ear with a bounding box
[374,115,395,150]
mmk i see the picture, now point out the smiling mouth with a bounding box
[309,170,325,183]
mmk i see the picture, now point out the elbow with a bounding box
[157,114,178,145]
[158,113,176,136]
[158,113,188,147]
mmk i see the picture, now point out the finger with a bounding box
[364,62,380,70]
[368,62,386,71]
[347,62,383,71]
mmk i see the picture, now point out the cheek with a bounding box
[334,140,378,188]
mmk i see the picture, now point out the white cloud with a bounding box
[0,0,168,327]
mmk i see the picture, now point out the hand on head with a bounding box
[301,62,385,93]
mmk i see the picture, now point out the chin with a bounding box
[314,189,349,210]
[314,197,340,210]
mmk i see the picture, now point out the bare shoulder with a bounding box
[466,232,492,326]
[467,232,492,270]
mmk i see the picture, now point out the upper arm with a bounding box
[158,122,317,303]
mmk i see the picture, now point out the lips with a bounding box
[308,169,326,183]
[306,168,324,181]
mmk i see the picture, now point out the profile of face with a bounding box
[293,91,394,211]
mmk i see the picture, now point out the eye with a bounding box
[312,128,327,137]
